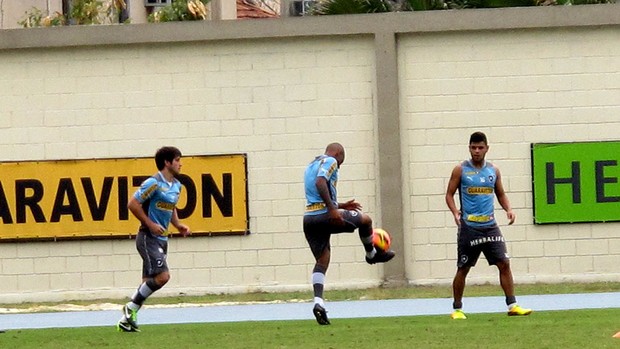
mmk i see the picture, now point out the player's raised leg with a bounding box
[362,224,395,264]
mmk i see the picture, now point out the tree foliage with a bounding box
[148,0,211,22]
[313,0,394,15]
[18,0,127,27]
[312,0,614,14]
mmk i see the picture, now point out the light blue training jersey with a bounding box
[459,160,497,227]
[133,171,182,241]
[304,155,338,216]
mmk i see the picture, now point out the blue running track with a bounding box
[1,292,619,330]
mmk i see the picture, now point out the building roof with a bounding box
[237,0,279,19]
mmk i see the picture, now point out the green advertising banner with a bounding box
[532,141,620,224]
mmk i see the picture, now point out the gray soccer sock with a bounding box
[129,278,161,309]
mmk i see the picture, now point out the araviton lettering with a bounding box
[0,154,248,241]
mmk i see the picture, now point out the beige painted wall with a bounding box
[0,35,382,302]
[400,27,620,285]
[0,5,618,302]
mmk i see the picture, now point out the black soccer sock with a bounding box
[505,296,516,307]
[359,225,374,252]
[313,282,324,300]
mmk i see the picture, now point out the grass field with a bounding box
[1,308,619,349]
[2,283,620,348]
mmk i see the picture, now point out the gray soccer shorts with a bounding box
[456,222,509,268]
[136,230,169,278]
[303,209,364,259]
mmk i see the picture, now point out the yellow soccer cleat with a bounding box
[508,305,532,316]
[450,309,467,320]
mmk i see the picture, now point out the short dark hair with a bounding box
[155,146,182,170]
[469,131,487,145]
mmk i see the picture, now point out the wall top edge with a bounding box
[0,5,618,51]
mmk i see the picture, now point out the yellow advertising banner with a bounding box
[0,154,248,241]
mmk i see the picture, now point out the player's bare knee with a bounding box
[361,214,373,226]
[456,266,471,277]
[313,264,328,274]
[496,260,511,272]
[156,272,170,286]
[317,257,330,270]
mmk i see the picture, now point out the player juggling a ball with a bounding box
[303,142,395,325]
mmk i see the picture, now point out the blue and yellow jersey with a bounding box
[134,172,182,241]
[304,155,338,216]
[459,160,497,227]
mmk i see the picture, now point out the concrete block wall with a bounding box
[0,5,619,302]
[0,35,383,302]
[401,27,620,285]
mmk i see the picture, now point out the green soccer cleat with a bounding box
[450,309,467,320]
[117,320,140,332]
[508,305,532,316]
[122,305,139,330]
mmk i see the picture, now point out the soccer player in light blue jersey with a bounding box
[117,146,191,332]
[445,132,531,320]
[303,142,395,325]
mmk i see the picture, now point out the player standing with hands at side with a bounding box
[117,146,190,332]
[445,132,531,320]
[303,142,395,325]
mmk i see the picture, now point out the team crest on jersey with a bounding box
[488,175,494,182]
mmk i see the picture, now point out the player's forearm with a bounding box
[445,194,459,216]
[171,209,182,229]
[497,195,512,212]
[128,198,153,226]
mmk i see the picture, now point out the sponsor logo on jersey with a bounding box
[466,187,493,195]
[155,201,175,211]
[466,214,493,222]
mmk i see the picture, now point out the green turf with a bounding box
[2,308,620,349]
